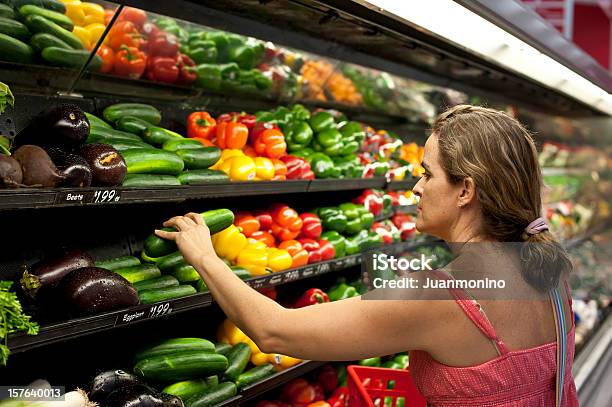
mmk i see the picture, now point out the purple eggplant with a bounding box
[42,104,90,147]
[58,267,139,316]
[89,370,143,403]
[103,384,182,407]
[47,147,92,187]
[20,248,94,299]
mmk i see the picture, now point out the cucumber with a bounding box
[156,251,184,272]
[214,342,232,356]
[0,4,14,19]
[24,14,83,49]
[177,169,229,185]
[185,382,237,407]
[170,262,200,283]
[122,174,180,187]
[84,112,112,129]
[176,147,221,170]
[106,140,154,151]
[138,284,196,304]
[121,148,184,175]
[87,127,144,143]
[19,5,73,31]
[141,251,161,264]
[235,364,276,390]
[11,0,66,14]
[95,255,140,271]
[196,278,208,293]
[134,351,228,381]
[133,275,179,292]
[0,32,33,63]
[41,46,102,71]
[163,138,208,152]
[231,266,252,280]
[135,338,215,362]
[0,16,30,41]
[144,209,234,258]
[162,376,219,402]
[142,126,184,145]
[30,32,69,51]
[223,343,251,381]
[116,115,153,135]
[113,264,161,284]
[103,103,161,125]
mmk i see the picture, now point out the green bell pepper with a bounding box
[358,357,381,367]
[310,153,338,178]
[336,364,347,387]
[207,31,230,51]
[339,203,374,235]
[320,231,347,258]
[316,129,342,148]
[317,207,348,233]
[339,121,366,145]
[193,63,222,91]
[382,360,403,369]
[255,110,275,123]
[393,354,409,369]
[272,106,292,126]
[338,140,359,156]
[339,202,360,220]
[283,121,313,151]
[329,282,358,301]
[309,111,335,133]
[345,236,360,255]
[291,104,311,121]
[188,31,209,43]
[219,62,240,80]
[188,40,218,64]
[292,147,315,160]
[253,70,273,91]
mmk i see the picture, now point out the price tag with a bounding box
[249,277,269,290]
[317,263,330,275]
[55,189,122,205]
[301,268,314,278]
[115,302,172,326]
[92,189,121,203]
[283,270,300,283]
[269,275,282,285]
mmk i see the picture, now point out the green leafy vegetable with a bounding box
[0,281,39,366]
[0,82,14,115]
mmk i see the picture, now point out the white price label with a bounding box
[93,189,121,203]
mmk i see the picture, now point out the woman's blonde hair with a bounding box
[432,105,571,291]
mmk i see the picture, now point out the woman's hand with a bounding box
[155,213,217,266]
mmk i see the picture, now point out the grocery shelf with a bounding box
[387,179,418,191]
[564,222,611,251]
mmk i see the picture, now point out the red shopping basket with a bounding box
[347,365,426,407]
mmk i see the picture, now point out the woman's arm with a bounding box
[156,213,445,361]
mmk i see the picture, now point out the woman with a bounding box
[156,105,578,406]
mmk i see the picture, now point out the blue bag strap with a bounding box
[550,286,567,406]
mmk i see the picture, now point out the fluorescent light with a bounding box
[363,0,612,115]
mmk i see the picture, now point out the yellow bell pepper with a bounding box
[217,319,247,345]
[266,248,292,272]
[236,242,268,276]
[251,351,271,366]
[81,2,105,25]
[242,336,261,355]
[72,25,91,49]
[248,240,268,251]
[269,354,302,369]
[64,2,86,26]
[209,148,244,170]
[220,156,256,181]
[254,157,275,180]
[85,23,106,44]
[212,225,248,262]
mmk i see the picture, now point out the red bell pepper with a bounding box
[107,21,142,51]
[353,189,384,216]
[299,213,322,239]
[327,387,348,407]
[146,55,179,83]
[311,384,325,402]
[271,158,287,180]
[96,44,114,73]
[327,396,346,407]
[297,238,322,264]
[250,230,275,247]
[270,204,303,241]
[256,401,290,407]
[316,364,339,393]
[281,379,316,406]
[258,286,277,301]
[253,210,272,231]
[187,111,216,139]
[278,240,309,268]
[113,45,147,79]
[392,214,416,240]
[317,239,335,261]
[116,6,147,30]
[294,288,329,308]
[216,120,248,149]
[234,212,260,237]
[280,155,314,180]
[141,22,160,39]
[148,31,180,57]
[177,53,197,85]
[218,112,257,131]
[372,221,393,245]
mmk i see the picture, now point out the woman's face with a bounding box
[413,134,464,239]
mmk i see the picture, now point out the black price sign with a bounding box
[56,189,122,205]
[283,270,301,282]
[115,302,173,326]
[316,263,330,275]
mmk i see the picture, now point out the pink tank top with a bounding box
[409,279,579,406]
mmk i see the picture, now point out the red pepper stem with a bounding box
[313,293,324,303]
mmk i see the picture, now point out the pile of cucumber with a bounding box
[86,103,230,187]
[0,0,101,69]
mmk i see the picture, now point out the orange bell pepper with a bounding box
[96,44,114,73]
[270,204,303,241]
[243,145,257,158]
[278,240,309,267]
[254,127,287,159]
[250,230,275,247]
[234,212,260,237]
[216,120,248,149]
[107,21,142,51]
[187,111,216,139]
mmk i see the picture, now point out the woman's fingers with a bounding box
[163,216,196,230]
[163,216,184,228]
[155,229,178,240]
[186,212,206,227]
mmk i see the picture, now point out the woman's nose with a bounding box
[413,177,424,197]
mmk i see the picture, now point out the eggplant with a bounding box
[104,384,183,407]
[20,248,94,299]
[58,267,139,316]
[0,154,23,188]
[79,144,126,186]
[47,147,92,187]
[13,145,64,187]
[90,370,143,403]
[42,104,90,147]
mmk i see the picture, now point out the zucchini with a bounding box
[134,351,228,381]
[41,46,102,71]
[214,342,232,356]
[177,169,229,185]
[141,251,161,264]
[87,127,143,143]
[11,0,66,14]
[95,255,140,271]
[170,262,200,283]
[84,112,112,129]
[231,266,252,280]
[121,148,184,175]
[103,103,161,125]
[116,115,153,135]
[113,264,161,284]
[136,337,215,362]
[24,14,83,49]
[122,174,180,187]
[176,147,221,170]
[163,138,208,152]
[235,364,276,390]
[144,209,234,257]
[142,126,184,145]
[107,140,154,151]
[185,382,237,407]
[196,279,208,293]
[162,376,219,402]
[30,32,69,51]
[133,275,179,292]
[0,3,15,19]
[138,284,196,304]
[0,16,30,41]
[223,343,251,381]
[19,5,73,31]
[156,251,184,272]
[0,32,33,63]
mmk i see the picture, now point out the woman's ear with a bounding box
[458,177,476,207]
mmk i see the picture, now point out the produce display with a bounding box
[0,280,38,366]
